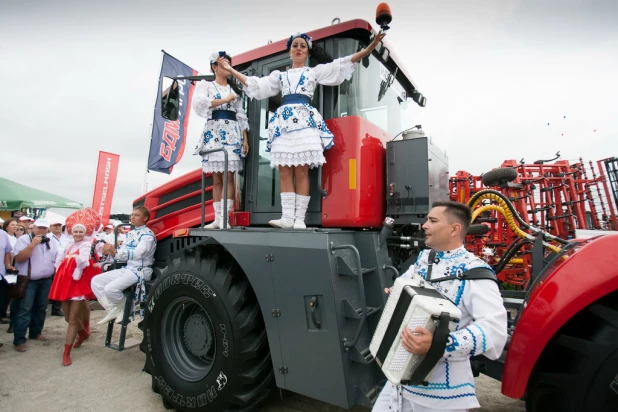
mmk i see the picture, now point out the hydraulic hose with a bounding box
[469,189,569,246]
[471,204,532,241]
[470,203,562,255]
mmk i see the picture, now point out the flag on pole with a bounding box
[147,51,198,174]
[92,151,120,226]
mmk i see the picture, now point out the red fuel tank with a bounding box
[322,116,389,228]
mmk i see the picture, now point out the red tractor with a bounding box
[130,18,618,412]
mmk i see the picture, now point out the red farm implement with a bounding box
[451,154,618,287]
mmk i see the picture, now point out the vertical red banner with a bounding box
[91,151,120,226]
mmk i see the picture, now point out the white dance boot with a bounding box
[204,201,221,229]
[221,199,233,229]
[294,194,310,229]
[114,298,127,324]
[269,192,295,228]
[97,295,123,324]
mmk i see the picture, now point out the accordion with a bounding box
[369,276,462,385]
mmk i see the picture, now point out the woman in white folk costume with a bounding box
[193,51,250,229]
[219,30,386,229]
[49,207,102,366]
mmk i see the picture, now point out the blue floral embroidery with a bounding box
[215,93,221,99]
[282,107,294,120]
[273,127,281,138]
[219,130,227,141]
[298,73,305,85]
[418,267,428,279]
[447,263,468,278]
[445,335,460,353]
[203,130,213,143]
[308,115,316,128]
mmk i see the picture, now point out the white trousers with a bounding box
[372,383,469,412]
[91,268,138,305]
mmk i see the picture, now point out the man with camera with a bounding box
[12,219,59,352]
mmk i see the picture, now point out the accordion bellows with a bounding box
[370,276,462,385]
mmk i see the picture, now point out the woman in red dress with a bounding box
[49,207,101,366]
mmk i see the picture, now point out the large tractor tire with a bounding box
[141,246,274,412]
[481,167,518,187]
[525,293,618,412]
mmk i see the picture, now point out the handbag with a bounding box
[7,259,31,299]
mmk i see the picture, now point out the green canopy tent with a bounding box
[0,177,83,211]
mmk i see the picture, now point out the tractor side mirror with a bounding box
[161,76,180,121]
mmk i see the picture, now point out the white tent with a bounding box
[42,210,67,225]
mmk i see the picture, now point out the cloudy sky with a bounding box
[1,0,616,214]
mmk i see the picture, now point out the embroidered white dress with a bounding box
[193,81,249,173]
[373,246,508,411]
[243,56,355,168]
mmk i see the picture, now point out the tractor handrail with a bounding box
[199,147,229,229]
[330,242,366,349]
[318,165,327,198]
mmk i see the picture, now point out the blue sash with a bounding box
[282,94,311,105]
[211,110,237,121]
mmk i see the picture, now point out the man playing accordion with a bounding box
[373,201,508,412]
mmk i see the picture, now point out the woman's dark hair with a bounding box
[287,36,333,65]
[310,45,333,64]
[2,218,18,233]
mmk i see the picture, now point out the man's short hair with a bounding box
[431,200,472,237]
[133,206,151,222]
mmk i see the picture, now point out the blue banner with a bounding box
[147,51,197,174]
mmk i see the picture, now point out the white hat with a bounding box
[105,224,114,229]
[34,219,50,228]
[49,218,64,225]
[19,216,33,221]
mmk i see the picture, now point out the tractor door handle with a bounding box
[309,296,321,329]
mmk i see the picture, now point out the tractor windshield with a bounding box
[335,38,414,137]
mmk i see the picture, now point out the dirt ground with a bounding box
[0,304,525,412]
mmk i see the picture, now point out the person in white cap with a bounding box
[12,219,59,352]
[47,217,70,317]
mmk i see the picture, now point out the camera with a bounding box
[39,236,50,244]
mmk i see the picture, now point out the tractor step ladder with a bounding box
[105,285,140,352]
[334,253,381,365]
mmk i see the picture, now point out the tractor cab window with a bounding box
[335,39,414,137]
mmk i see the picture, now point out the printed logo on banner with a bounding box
[148,52,198,174]
[91,151,120,226]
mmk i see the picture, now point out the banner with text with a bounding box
[147,51,198,174]
[92,151,120,226]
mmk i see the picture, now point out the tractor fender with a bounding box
[502,234,618,399]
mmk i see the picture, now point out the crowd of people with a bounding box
[0,206,155,367]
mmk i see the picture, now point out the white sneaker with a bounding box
[97,304,122,324]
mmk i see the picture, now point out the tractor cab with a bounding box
[145,19,432,236]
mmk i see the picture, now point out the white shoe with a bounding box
[98,304,122,324]
[269,218,294,228]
